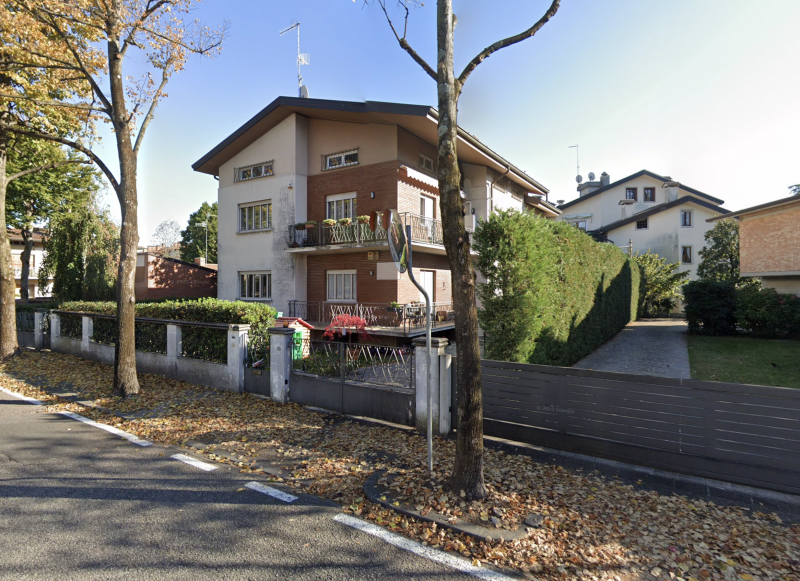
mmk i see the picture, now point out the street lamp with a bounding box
[198,213,217,262]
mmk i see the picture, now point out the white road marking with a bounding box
[59,411,153,447]
[171,453,218,472]
[0,385,42,405]
[333,514,514,581]
[244,481,298,503]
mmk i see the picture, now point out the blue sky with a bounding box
[91,0,800,243]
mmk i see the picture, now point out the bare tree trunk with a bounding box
[19,225,32,303]
[0,147,19,360]
[108,28,140,398]
[437,0,487,500]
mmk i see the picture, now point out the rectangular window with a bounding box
[681,210,692,227]
[326,193,357,220]
[327,270,357,301]
[239,201,272,232]
[239,272,272,299]
[234,161,274,183]
[636,218,648,230]
[681,246,692,264]
[573,220,587,231]
[626,188,638,201]
[324,149,359,171]
[418,152,434,172]
[644,187,655,202]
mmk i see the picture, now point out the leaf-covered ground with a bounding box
[1,351,798,580]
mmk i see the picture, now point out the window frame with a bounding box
[323,149,359,171]
[326,269,357,302]
[626,187,638,201]
[680,210,693,227]
[643,187,656,203]
[635,217,649,230]
[326,192,357,221]
[570,220,587,231]
[239,271,272,300]
[418,152,435,173]
[681,245,693,264]
[234,160,274,183]
[238,201,273,233]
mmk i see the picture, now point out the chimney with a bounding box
[600,172,610,187]
[194,257,206,267]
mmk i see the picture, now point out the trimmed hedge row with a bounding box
[685,280,800,339]
[474,210,644,366]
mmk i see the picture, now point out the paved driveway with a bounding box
[0,392,484,580]
[572,318,691,379]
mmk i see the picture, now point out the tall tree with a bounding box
[2,1,226,395]
[151,219,181,257]
[6,140,97,302]
[180,201,218,264]
[371,0,561,498]
[697,218,741,283]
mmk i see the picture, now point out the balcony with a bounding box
[285,213,470,253]
[287,300,455,336]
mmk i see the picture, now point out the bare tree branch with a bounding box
[119,0,172,58]
[375,0,436,81]
[7,159,88,182]
[133,68,169,153]
[457,0,561,88]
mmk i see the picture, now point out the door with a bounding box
[419,196,435,242]
[420,270,435,304]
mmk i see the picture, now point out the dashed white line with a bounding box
[333,514,514,581]
[244,481,298,503]
[0,385,42,405]
[171,453,218,472]
[59,411,152,447]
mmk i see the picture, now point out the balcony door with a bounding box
[419,195,435,242]
[419,270,435,303]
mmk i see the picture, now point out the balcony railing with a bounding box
[286,213,472,250]
[288,300,454,334]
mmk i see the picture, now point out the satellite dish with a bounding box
[385,210,408,274]
[588,172,596,181]
[299,85,309,99]
[575,175,583,184]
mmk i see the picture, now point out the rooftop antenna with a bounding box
[569,144,581,183]
[279,22,310,98]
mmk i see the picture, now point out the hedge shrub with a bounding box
[683,280,737,335]
[735,286,800,339]
[474,210,643,366]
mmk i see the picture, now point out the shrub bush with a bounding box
[474,210,643,366]
[683,280,737,335]
[735,286,800,339]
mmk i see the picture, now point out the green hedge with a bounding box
[735,286,800,339]
[683,280,737,335]
[474,210,643,366]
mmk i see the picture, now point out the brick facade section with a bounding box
[398,179,439,217]
[307,161,401,223]
[135,254,217,301]
[740,205,800,274]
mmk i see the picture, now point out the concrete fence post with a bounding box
[50,312,60,339]
[33,311,45,351]
[414,337,450,435]
[268,327,296,404]
[227,324,250,393]
[166,324,182,359]
[81,315,93,356]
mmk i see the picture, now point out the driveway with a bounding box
[572,318,691,379]
[0,391,486,580]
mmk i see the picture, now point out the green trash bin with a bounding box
[292,330,303,360]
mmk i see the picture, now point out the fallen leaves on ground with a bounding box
[1,351,798,581]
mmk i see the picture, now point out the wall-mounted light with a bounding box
[471,208,476,215]
[370,270,374,276]
[370,191,375,199]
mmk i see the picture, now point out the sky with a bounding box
[87,0,800,243]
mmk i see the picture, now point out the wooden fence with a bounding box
[476,359,800,495]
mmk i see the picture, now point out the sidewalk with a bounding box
[573,318,691,379]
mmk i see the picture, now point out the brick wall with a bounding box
[307,160,401,223]
[398,253,451,304]
[740,205,800,274]
[398,179,439,217]
[135,254,217,301]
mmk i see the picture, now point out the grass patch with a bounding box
[687,334,800,388]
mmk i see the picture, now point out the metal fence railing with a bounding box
[15,311,34,333]
[288,300,454,333]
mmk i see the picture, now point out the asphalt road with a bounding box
[0,391,484,580]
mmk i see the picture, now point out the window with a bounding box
[571,220,587,231]
[234,161,274,183]
[326,192,357,220]
[681,210,692,227]
[636,217,648,230]
[239,201,272,232]
[626,188,638,201]
[644,187,655,202]
[327,270,357,301]
[239,272,272,299]
[681,246,692,264]
[418,152,434,172]
[324,149,359,170]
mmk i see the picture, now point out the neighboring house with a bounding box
[192,96,558,342]
[708,195,800,295]
[135,252,217,301]
[8,228,51,298]
[557,170,729,280]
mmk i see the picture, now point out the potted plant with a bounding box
[387,301,403,315]
[322,218,336,227]
[304,220,317,229]
[337,217,352,226]
[295,222,306,231]
[356,215,370,224]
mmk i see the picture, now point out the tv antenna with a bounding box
[279,22,310,98]
[569,144,580,183]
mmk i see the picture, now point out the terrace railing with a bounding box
[287,300,454,333]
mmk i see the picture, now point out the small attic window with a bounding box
[418,152,434,172]
[324,149,359,170]
[235,161,274,183]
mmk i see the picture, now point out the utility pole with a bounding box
[198,212,217,262]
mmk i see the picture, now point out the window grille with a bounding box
[636,218,648,230]
[234,161,274,183]
[324,149,359,170]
